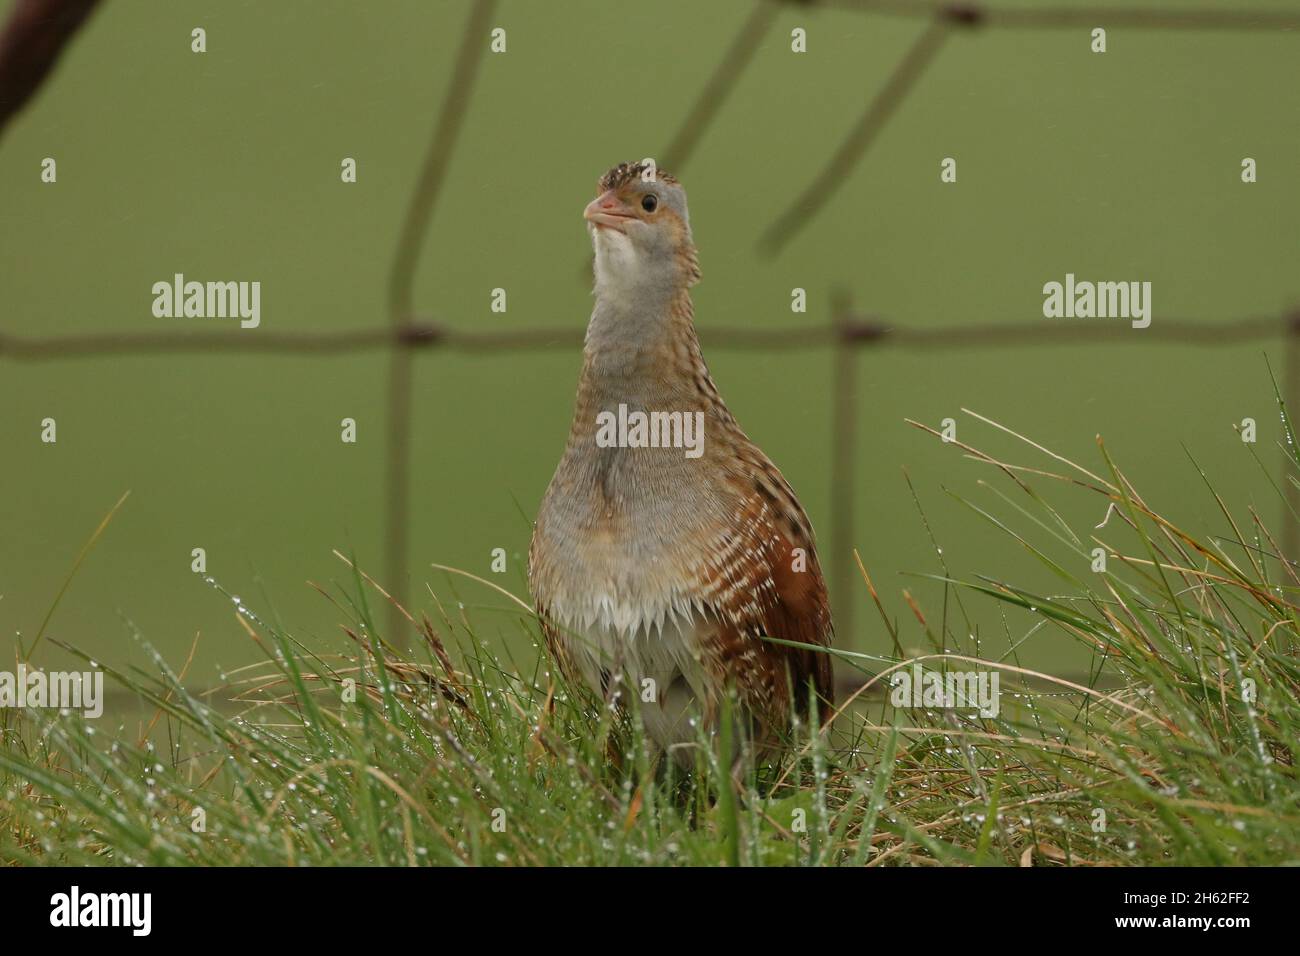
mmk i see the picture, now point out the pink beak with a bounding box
[583,190,635,232]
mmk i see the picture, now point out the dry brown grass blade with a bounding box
[428,562,536,615]
[854,549,905,658]
[902,589,927,627]
[1115,555,1300,617]
[961,408,1116,491]
[137,630,202,747]
[905,418,1034,493]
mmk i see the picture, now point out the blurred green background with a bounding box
[2,0,1298,687]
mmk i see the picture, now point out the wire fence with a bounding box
[3,0,1298,645]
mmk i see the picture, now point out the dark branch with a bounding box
[0,0,100,137]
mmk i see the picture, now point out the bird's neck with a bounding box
[579,283,704,410]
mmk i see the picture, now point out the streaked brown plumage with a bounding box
[529,162,832,763]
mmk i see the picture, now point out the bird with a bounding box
[528,161,833,765]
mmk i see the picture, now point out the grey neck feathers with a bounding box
[583,258,695,392]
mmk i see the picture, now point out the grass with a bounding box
[2,394,1299,866]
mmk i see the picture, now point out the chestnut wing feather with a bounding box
[694,460,835,726]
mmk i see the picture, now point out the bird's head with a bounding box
[585,161,700,296]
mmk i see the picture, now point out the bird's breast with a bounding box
[530,453,735,640]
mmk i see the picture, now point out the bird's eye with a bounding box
[641,194,658,213]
